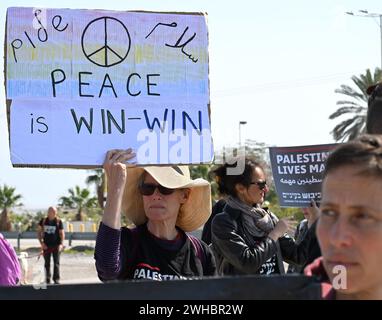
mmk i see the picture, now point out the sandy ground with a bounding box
[10,238,100,286]
[23,251,100,285]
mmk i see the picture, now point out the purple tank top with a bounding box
[0,233,21,286]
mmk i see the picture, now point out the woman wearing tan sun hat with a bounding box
[95,149,216,281]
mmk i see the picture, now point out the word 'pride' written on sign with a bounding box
[6,7,212,167]
[269,144,338,207]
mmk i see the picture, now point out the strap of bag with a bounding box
[187,234,206,271]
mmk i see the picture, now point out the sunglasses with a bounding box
[139,183,175,196]
[250,180,267,190]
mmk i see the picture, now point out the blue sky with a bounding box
[1,0,381,209]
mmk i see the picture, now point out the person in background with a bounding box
[287,209,309,274]
[37,207,65,284]
[211,158,319,276]
[287,205,321,274]
[306,134,382,299]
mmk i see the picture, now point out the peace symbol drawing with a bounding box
[81,16,131,67]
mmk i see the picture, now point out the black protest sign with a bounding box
[269,143,339,207]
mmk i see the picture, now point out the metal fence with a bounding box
[1,231,97,250]
[2,229,203,250]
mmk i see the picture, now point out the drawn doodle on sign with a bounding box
[145,22,178,39]
[165,27,198,63]
[81,17,131,67]
[146,22,198,63]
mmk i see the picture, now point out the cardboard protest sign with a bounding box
[5,7,212,167]
[269,143,339,207]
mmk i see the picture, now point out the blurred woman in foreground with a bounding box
[307,135,382,300]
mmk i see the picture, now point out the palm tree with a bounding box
[330,68,382,142]
[86,169,106,209]
[58,186,97,221]
[189,164,221,199]
[0,185,23,231]
[190,165,210,181]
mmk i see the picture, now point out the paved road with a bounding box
[6,238,99,285]
[23,251,100,286]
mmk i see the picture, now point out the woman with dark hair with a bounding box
[211,158,319,276]
[307,134,382,299]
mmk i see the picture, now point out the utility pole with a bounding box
[238,121,247,146]
[346,10,382,69]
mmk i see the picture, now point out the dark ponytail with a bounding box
[211,158,264,197]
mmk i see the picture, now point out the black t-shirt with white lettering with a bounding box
[39,218,63,247]
[118,224,216,281]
